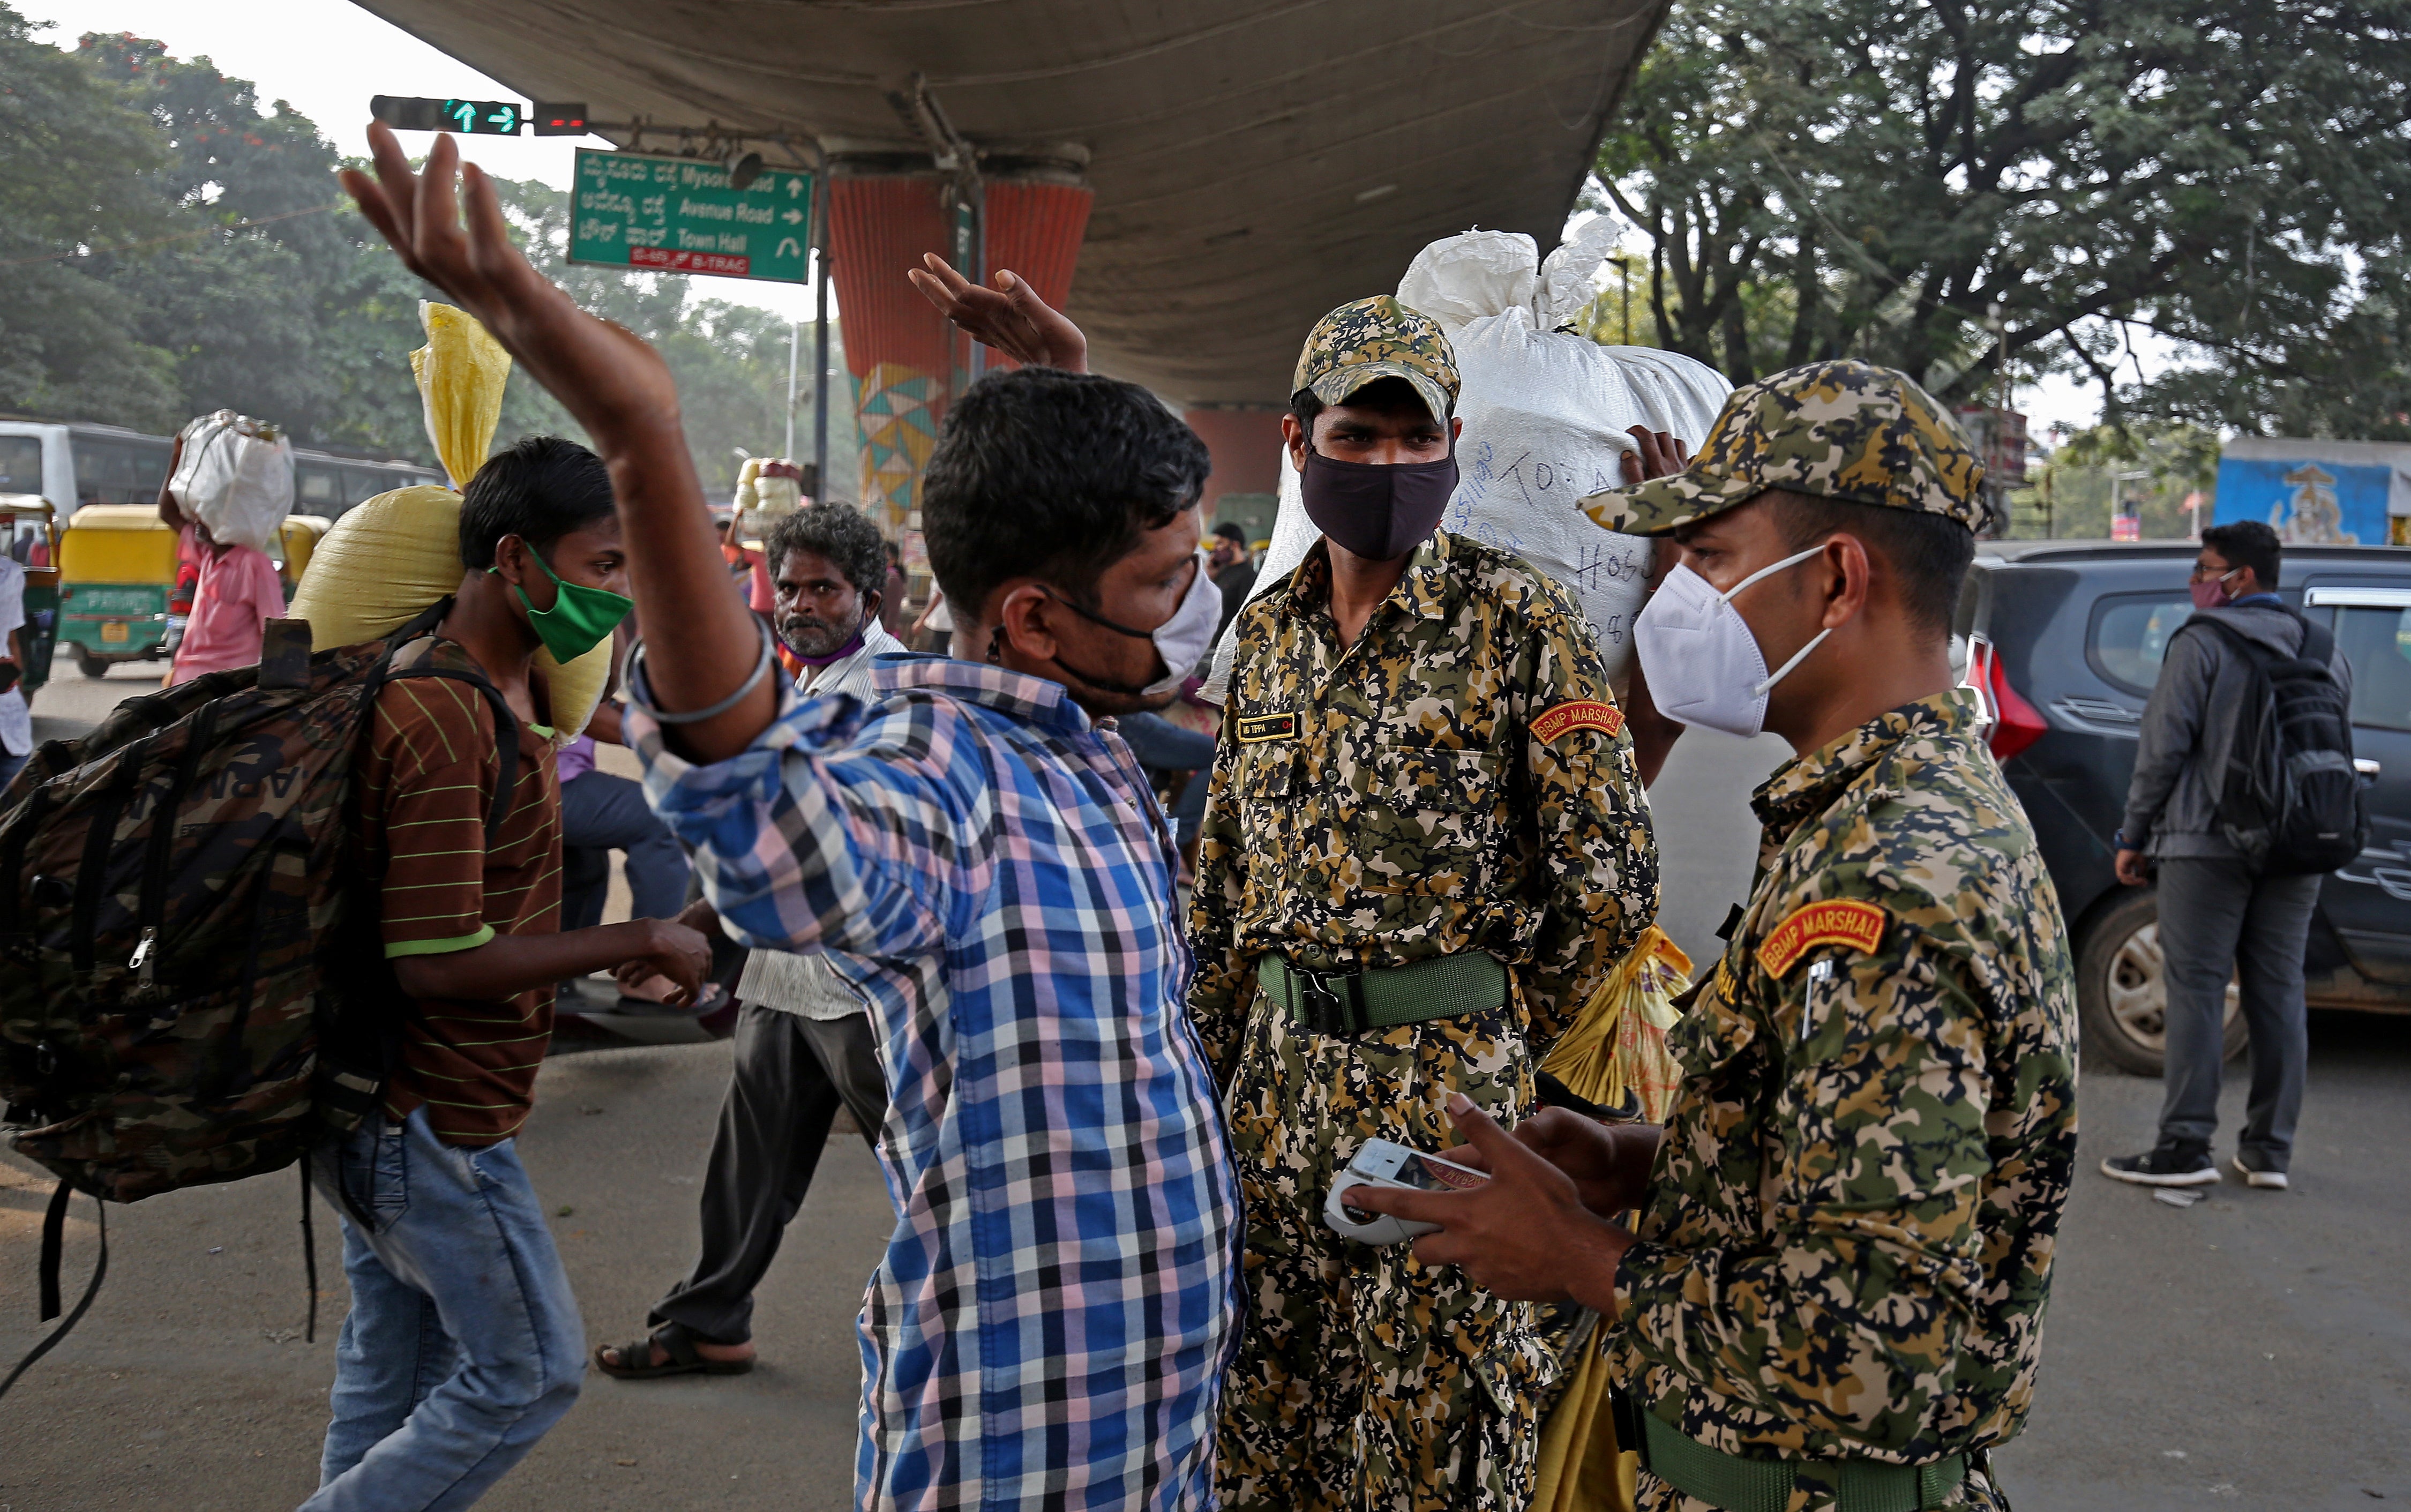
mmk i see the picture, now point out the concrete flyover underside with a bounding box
[351,0,1668,407]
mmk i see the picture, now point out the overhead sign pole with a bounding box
[568,149,815,285]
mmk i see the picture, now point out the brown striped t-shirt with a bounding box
[357,635,563,1146]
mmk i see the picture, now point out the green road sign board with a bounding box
[568,149,814,284]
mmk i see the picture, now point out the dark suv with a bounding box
[1957,541,2411,1073]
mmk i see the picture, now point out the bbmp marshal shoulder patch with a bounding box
[1531,699,1623,744]
[1757,899,1888,978]
[1236,711,1299,744]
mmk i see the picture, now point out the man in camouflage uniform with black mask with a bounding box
[1350,361,2080,1512]
[1188,296,1660,1511]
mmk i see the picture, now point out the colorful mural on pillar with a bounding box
[827,173,1094,529]
[857,362,942,521]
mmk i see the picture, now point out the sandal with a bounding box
[595,1321,755,1380]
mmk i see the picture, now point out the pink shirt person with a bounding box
[167,540,284,686]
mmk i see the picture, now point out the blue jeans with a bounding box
[0,748,27,797]
[305,1107,584,1511]
[559,768,690,930]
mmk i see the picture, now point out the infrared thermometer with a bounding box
[1323,1137,1492,1246]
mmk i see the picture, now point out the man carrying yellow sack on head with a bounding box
[287,306,713,1511]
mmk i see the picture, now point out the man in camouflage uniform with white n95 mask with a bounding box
[1187,295,1660,1511]
[1347,360,2080,1512]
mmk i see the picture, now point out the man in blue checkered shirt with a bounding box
[635,365,1242,1509]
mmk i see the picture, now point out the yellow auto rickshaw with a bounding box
[58,508,330,677]
[1,494,62,705]
[58,504,178,677]
[277,514,332,596]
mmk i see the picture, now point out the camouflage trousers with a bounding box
[1635,1451,2008,1511]
[1214,979,1558,1512]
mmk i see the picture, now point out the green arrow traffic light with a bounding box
[371,96,525,136]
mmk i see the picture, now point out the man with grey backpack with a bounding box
[2105,520,2365,1192]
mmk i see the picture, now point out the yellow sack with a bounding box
[288,485,612,737]
[411,301,511,489]
[1530,926,1694,1512]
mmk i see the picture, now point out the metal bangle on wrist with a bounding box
[623,616,777,726]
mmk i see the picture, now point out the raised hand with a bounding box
[338,123,680,439]
[908,253,1089,373]
[340,121,774,761]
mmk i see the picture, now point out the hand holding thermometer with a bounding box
[1323,1138,1494,1246]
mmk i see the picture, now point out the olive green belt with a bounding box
[1628,1399,1967,1512]
[1257,950,1508,1037]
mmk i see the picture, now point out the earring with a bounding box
[986,625,1005,665]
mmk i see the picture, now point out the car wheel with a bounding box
[72,644,110,679]
[2076,888,2247,1076]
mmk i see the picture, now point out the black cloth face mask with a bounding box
[1299,445,1459,561]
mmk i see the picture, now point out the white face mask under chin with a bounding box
[1633,543,1835,738]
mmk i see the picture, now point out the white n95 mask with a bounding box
[1044,549,1224,700]
[1634,544,1834,738]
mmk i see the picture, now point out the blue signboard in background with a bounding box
[2215,438,2411,547]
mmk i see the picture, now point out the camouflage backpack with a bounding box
[0,600,518,1394]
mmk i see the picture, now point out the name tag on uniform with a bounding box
[1532,699,1623,744]
[1237,711,1298,744]
[1756,900,1888,978]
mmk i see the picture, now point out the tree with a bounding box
[72,31,357,435]
[1597,0,2411,437]
[2006,422,2220,538]
[4,14,859,495]
[0,5,182,429]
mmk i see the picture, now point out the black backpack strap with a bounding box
[2187,606,2337,673]
[0,1180,108,1402]
[2296,613,2335,669]
[2179,611,2260,656]
[366,599,525,844]
[381,668,521,843]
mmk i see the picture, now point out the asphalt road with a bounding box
[4,687,2406,1509]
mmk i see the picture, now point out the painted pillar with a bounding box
[826,173,1094,530]
[827,175,950,532]
[978,181,1092,372]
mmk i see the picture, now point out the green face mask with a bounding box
[495,541,633,663]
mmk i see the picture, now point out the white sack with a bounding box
[170,410,294,552]
[734,456,804,542]
[1202,226,1730,703]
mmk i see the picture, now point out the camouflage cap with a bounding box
[1578,360,1985,536]
[1292,296,1458,427]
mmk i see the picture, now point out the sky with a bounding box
[16,0,828,325]
[20,0,2120,435]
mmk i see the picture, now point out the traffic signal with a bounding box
[368,95,522,135]
[532,103,589,137]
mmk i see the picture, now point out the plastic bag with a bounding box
[413,302,512,489]
[1540,925,1689,1124]
[1201,227,1729,703]
[733,457,805,544]
[288,485,613,738]
[1526,925,1694,1512]
[170,411,294,552]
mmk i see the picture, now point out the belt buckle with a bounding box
[1292,967,1361,1037]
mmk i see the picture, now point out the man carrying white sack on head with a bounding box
[1200,221,1732,785]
